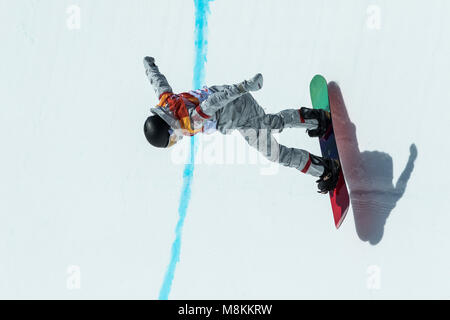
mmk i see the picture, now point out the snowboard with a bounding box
[309,75,349,229]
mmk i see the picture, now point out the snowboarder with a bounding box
[142,56,340,193]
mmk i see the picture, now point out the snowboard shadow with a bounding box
[328,82,417,245]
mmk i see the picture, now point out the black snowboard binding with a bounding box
[310,155,341,194]
[300,107,332,139]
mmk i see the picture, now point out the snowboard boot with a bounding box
[310,154,341,194]
[299,107,332,139]
[237,73,264,92]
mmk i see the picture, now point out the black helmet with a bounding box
[144,115,170,148]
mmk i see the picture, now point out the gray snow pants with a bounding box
[200,84,325,177]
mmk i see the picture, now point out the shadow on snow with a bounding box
[328,81,417,245]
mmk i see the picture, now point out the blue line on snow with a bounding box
[159,0,213,300]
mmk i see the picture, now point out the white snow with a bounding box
[0,0,449,299]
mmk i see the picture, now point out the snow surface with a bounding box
[1,0,449,299]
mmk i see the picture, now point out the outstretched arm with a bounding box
[394,144,418,198]
[143,56,173,98]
